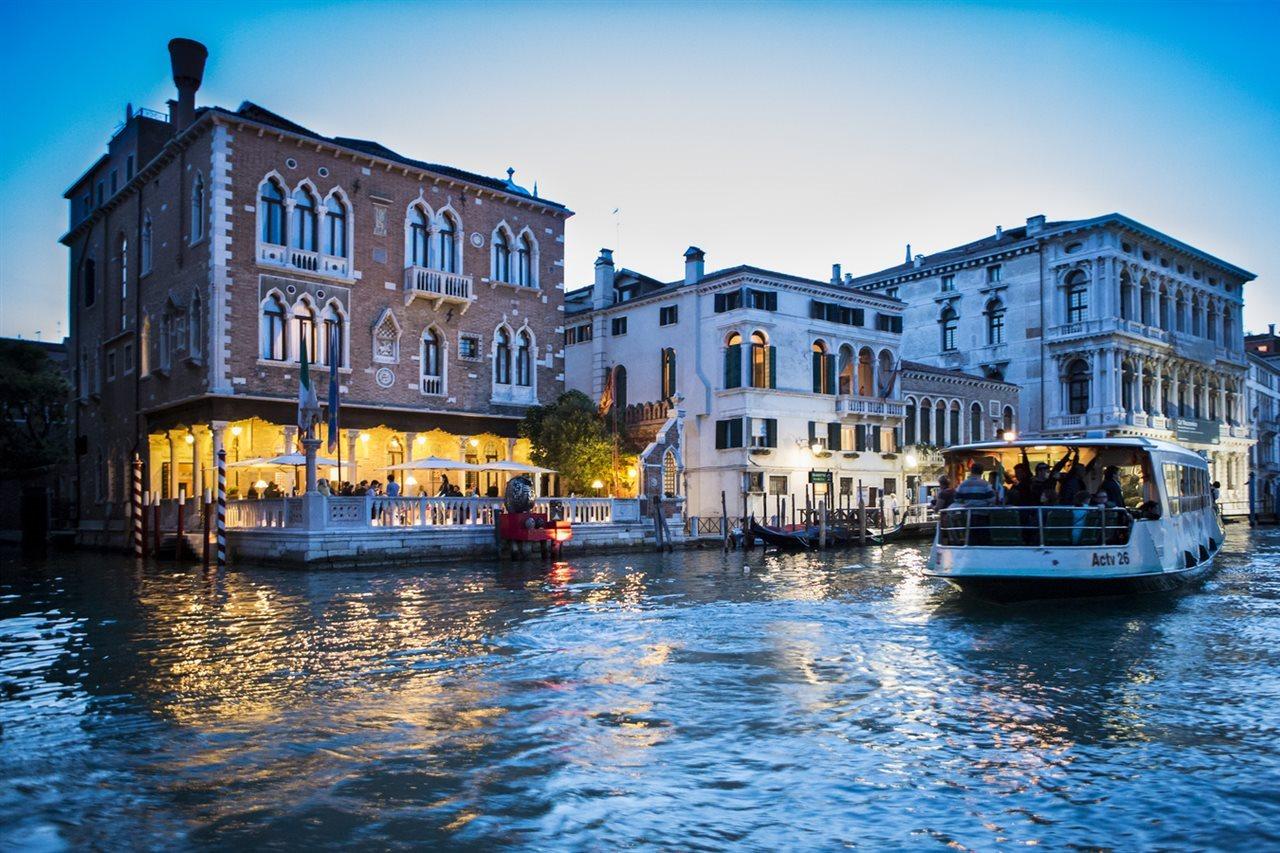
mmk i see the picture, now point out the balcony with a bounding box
[258,243,351,279]
[491,384,537,407]
[1259,418,1280,436]
[1046,413,1087,430]
[404,266,475,312]
[837,395,905,420]
[420,374,444,396]
[1171,331,1215,363]
[1214,346,1247,366]
[1045,317,1170,345]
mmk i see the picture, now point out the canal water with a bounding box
[2,527,1279,850]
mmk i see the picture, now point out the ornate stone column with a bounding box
[1133,359,1146,415]
[1152,366,1164,418]
[192,426,205,496]
[346,429,360,483]
[283,425,297,455]
[167,431,178,499]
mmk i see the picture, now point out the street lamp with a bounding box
[904,451,919,470]
[1002,430,1018,442]
[591,478,604,496]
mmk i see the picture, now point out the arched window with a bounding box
[970,402,983,441]
[516,233,534,286]
[139,315,151,375]
[837,345,854,396]
[661,347,677,399]
[986,299,1005,344]
[438,213,457,273]
[1159,285,1171,331]
[191,172,205,243]
[662,449,679,497]
[1065,271,1088,324]
[494,327,512,385]
[421,327,443,394]
[157,313,171,371]
[321,301,344,366]
[515,330,533,387]
[1190,294,1202,336]
[812,340,834,394]
[935,401,946,445]
[294,300,317,362]
[1067,359,1090,415]
[940,306,958,352]
[291,187,317,252]
[918,397,932,444]
[750,331,773,389]
[493,228,511,282]
[857,347,874,396]
[324,195,347,258]
[949,402,961,446]
[1207,303,1218,342]
[83,258,96,307]
[118,235,128,331]
[724,332,742,389]
[1140,279,1153,326]
[409,205,430,267]
[1002,406,1015,433]
[877,350,894,397]
[1119,272,1133,321]
[141,213,153,275]
[905,398,917,445]
[260,179,285,245]
[1223,308,1233,349]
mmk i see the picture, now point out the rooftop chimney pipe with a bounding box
[168,38,208,131]
[684,246,705,285]
[831,263,842,284]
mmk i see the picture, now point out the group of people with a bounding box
[933,448,1127,512]
[312,473,496,499]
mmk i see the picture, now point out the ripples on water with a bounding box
[2,527,1279,850]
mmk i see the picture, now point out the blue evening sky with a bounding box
[1,0,1277,340]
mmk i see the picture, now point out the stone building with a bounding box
[1246,325,1280,516]
[851,213,1256,511]
[62,40,571,544]
[564,247,907,520]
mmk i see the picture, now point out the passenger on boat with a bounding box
[955,463,997,506]
[1005,463,1037,507]
[1098,465,1124,508]
[1056,455,1095,506]
[932,475,956,510]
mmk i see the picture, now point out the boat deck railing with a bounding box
[938,506,1134,548]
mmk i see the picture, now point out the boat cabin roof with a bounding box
[945,436,1207,466]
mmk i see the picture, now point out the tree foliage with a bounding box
[520,390,617,494]
[0,341,71,475]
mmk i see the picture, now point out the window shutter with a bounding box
[810,299,822,320]
[731,418,744,448]
[812,351,823,393]
[725,343,741,388]
[827,422,841,452]
[808,421,816,444]
[768,346,777,388]
[765,418,777,448]
[853,308,865,326]
[825,354,836,394]
[766,291,777,311]
[872,427,882,452]
[716,420,728,449]
[714,293,724,313]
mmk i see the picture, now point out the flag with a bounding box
[298,337,320,445]
[598,366,614,417]
[879,359,901,398]
[326,332,340,454]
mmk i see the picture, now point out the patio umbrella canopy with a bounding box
[242,453,341,467]
[482,460,556,475]
[383,456,480,472]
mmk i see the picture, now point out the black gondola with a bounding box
[749,519,813,550]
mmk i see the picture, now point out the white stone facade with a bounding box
[852,214,1256,511]
[565,249,908,520]
[1247,348,1280,515]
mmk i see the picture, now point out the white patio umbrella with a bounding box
[482,460,556,475]
[383,456,479,471]
[258,452,340,467]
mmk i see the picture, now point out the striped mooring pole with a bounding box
[216,448,227,568]
[131,454,144,558]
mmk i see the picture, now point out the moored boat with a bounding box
[926,436,1223,602]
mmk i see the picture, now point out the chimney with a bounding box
[831,263,842,285]
[843,273,853,286]
[1271,323,1276,335]
[684,246,704,285]
[1026,214,1046,235]
[995,225,1004,240]
[168,38,208,131]
[913,254,925,269]
[905,243,912,264]
[593,248,615,309]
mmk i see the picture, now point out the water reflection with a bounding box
[2,527,1279,849]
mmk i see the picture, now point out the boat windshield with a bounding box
[940,444,1159,512]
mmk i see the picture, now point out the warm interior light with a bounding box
[184,433,195,444]
[255,480,267,490]
[405,475,417,486]
[1034,444,1048,450]
[810,442,824,454]
[904,452,919,469]
[360,433,370,443]
[230,425,243,437]
[1002,430,1018,442]
[591,479,604,490]
[415,434,426,445]
[329,467,340,480]
[469,437,480,448]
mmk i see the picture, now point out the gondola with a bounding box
[749,519,813,550]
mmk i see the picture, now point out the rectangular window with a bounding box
[126,155,135,180]
[811,299,865,327]
[876,313,903,333]
[110,170,118,194]
[746,289,777,311]
[744,471,765,493]
[659,305,679,326]
[886,287,899,299]
[941,274,955,292]
[564,328,575,346]
[768,475,789,496]
[611,317,628,336]
[986,265,1002,283]
[123,342,133,374]
[715,417,745,449]
[578,323,593,342]
[714,290,743,313]
[96,182,104,206]
[106,349,117,381]
[459,334,481,360]
[750,417,777,448]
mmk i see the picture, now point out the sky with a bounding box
[2,0,1278,340]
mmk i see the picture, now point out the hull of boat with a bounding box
[933,554,1220,603]
[749,521,812,550]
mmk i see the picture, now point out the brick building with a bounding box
[63,40,571,544]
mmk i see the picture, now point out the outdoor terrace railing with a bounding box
[227,499,292,529]
[226,495,619,530]
[937,505,1133,548]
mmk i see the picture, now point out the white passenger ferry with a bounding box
[926,436,1223,602]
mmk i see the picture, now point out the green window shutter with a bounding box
[853,308,864,326]
[766,292,777,311]
[812,351,822,393]
[767,345,777,388]
[810,299,822,319]
[808,421,816,444]
[725,343,741,388]
[716,420,728,449]
[828,422,841,452]
[825,354,837,394]
[730,418,744,448]
[714,293,725,313]
[855,425,866,451]
[765,418,777,448]
[872,427,882,452]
